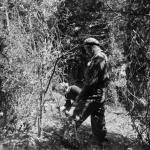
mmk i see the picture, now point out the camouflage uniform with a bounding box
[62,38,109,145]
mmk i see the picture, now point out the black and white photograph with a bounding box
[0,0,150,149]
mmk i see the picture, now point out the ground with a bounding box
[0,92,146,150]
[39,92,145,150]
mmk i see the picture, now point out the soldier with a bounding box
[61,37,110,147]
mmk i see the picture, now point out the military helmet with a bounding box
[84,37,100,46]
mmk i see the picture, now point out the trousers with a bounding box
[66,87,107,142]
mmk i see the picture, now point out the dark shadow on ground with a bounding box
[0,124,148,150]
[41,125,147,150]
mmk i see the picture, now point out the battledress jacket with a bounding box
[75,51,109,102]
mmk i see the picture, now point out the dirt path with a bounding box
[0,98,144,150]
[41,94,144,150]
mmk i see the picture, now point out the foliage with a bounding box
[123,0,150,146]
[0,0,150,149]
[0,0,64,135]
[56,0,110,85]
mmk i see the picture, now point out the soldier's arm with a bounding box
[75,55,109,103]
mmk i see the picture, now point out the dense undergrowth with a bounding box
[0,0,150,149]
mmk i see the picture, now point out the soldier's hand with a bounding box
[65,107,75,116]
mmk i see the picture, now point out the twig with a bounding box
[44,57,61,95]
[44,45,79,96]
[5,6,10,32]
